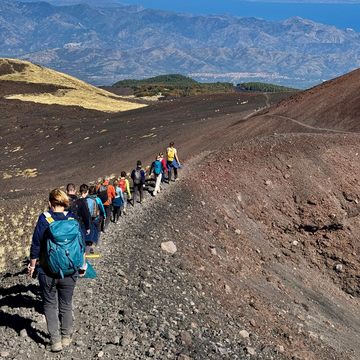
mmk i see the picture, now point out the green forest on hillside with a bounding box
[237,82,298,92]
[113,74,234,98]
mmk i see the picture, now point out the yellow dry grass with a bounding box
[2,168,38,179]
[0,58,147,113]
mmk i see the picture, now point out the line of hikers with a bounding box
[27,142,181,352]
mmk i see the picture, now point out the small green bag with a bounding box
[83,261,97,279]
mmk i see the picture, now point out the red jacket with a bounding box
[161,158,168,172]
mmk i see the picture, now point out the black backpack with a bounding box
[97,185,108,204]
[67,196,80,221]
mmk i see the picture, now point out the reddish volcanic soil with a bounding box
[263,68,360,132]
[183,133,360,359]
[1,69,360,359]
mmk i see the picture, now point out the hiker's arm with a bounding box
[29,215,46,260]
[120,189,124,202]
[175,149,180,164]
[28,215,45,276]
[28,258,37,277]
[97,199,106,219]
[126,180,131,198]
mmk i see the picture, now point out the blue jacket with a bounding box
[30,210,76,260]
[112,186,124,207]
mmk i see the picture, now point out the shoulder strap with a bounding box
[63,211,75,220]
[43,211,54,224]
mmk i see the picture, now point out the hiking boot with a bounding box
[62,336,72,347]
[51,341,63,352]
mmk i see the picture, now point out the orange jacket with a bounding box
[104,184,115,206]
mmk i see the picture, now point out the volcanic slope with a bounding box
[258,67,360,132]
[166,67,360,359]
[2,67,360,358]
[0,58,146,112]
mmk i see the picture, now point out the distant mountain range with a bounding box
[1,0,360,87]
[19,0,130,6]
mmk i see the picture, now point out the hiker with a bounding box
[65,184,91,238]
[131,160,146,204]
[84,185,101,253]
[112,179,124,223]
[167,142,181,181]
[66,183,78,212]
[149,154,164,196]
[97,176,115,232]
[88,185,106,245]
[77,184,92,243]
[28,189,86,352]
[119,171,131,214]
[159,152,168,183]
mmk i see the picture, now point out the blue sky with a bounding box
[121,0,360,31]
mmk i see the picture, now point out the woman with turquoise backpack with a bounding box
[28,189,87,353]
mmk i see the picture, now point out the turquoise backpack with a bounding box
[42,212,84,278]
[154,160,162,175]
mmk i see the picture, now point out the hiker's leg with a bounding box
[167,162,172,182]
[101,216,105,232]
[122,193,127,213]
[139,185,144,203]
[92,221,99,245]
[113,206,120,222]
[112,206,117,222]
[98,216,104,240]
[133,185,138,204]
[38,273,61,344]
[159,173,162,191]
[174,167,178,180]
[57,276,77,338]
[154,173,162,194]
[104,205,111,229]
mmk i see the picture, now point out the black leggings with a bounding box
[101,205,112,231]
[112,206,121,222]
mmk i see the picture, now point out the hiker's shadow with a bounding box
[145,178,155,194]
[0,283,42,310]
[0,282,48,344]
